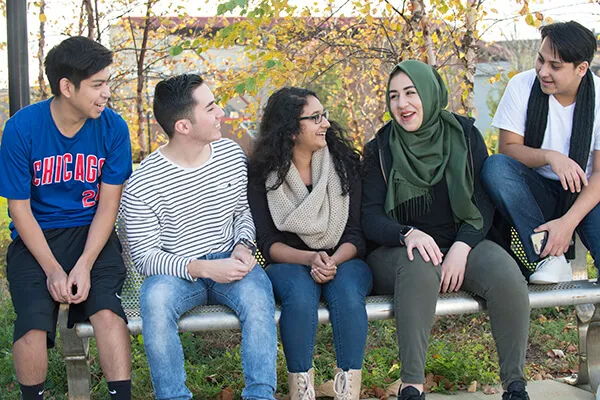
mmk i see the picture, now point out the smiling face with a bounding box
[293,95,330,153]
[186,83,225,144]
[535,37,588,106]
[388,71,424,132]
[62,67,111,120]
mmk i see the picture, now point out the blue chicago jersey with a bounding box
[0,98,132,239]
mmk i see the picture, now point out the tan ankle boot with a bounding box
[333,368,362,400]
[288,368,316,400]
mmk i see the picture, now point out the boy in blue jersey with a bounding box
[0,37,132,400]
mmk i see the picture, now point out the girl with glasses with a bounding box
[248,87,373,400]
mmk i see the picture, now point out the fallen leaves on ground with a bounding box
[548,349,565,358]
[482,385,498,394]
[467,381,478,393]
[371,384,386,399]
[216,387,233,400]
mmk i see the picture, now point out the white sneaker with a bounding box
[529,255,572,284]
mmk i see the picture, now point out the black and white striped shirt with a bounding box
[121,139,255,281]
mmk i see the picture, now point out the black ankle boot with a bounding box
[398,386,425,400]
[502,381,530,400]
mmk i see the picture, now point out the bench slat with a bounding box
[75,280,600,338]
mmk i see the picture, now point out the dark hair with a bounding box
[249,87,361,195]
[153,74,205,137]
[45,36,113,97]
[540,21,596,65]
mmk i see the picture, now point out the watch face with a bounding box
[399,226,412,236]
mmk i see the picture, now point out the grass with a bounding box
[0,197,9,275]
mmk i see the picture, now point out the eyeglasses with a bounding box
[298,110,329,125]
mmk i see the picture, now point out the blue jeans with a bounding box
[140,251,277,400]
[482,154,600,267]
[266,258,373,372]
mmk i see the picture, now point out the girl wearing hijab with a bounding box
[248,87,373,400]
[361,60,530,400]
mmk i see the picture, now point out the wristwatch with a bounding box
[236,238,257,255]
[399,226,415,246]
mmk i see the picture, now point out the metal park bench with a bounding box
[58,221,600,399]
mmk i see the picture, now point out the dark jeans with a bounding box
[266,258,373,372]
[368,240,529,389]
[482,154,600,267]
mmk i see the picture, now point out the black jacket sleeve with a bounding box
[454,121,495,248]
[338,171,366,258]
[247,174,286,265]
[361,139,407,247]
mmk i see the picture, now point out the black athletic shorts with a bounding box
[6,225,127,348]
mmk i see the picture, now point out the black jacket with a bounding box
[361,114,495,251]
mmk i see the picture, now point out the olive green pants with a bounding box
[367,240,529,388]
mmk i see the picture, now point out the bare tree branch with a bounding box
[37,0,48,99]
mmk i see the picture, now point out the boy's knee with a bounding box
[140,278,182,314]
[235,280,275,322]
[482,154,512,183]
[241,288,275,318]
[15,329,47,348]
[241,270,275,304]
[90,309,124,328]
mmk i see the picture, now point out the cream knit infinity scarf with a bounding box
[266,147,350,250]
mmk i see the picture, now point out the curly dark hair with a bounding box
[249,87,361,196]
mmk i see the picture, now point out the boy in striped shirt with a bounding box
[121,74,277,400]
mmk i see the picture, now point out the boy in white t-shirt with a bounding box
[482,21,600,284]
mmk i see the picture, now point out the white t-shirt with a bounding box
[492,69,600,180]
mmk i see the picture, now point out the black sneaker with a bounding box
[502,381,530,400]
[398,386,425,400]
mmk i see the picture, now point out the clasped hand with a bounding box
[46,260,91,304]
[310,251,337,283]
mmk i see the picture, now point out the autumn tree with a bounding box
[156,0,561,146]
[0,0,577,155]
[36,0,49,99]
[129,0,156,160]
[80,0,99,39]
[108,3,209,159]
[177,0,489,143]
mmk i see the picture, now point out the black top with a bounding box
[248,166,366,265]
[361,114,495,252]
[403,175,456,249]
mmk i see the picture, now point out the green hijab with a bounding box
[384,60,483,231]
